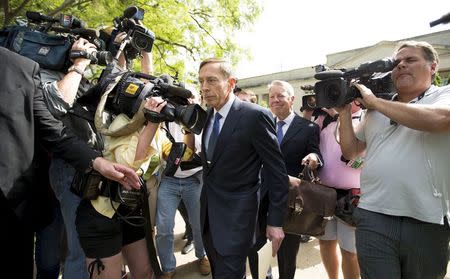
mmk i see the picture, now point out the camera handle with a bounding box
[114,29,134,62]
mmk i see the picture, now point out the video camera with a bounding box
[110,6,155,62]
[25,11,112,66]
[313,58,395,108]
[0,11,112,70]
[80,65,206,135]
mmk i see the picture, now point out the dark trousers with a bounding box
[203,218,247,279]
[277,233,301,279]
[0,193,34,278]
[354,207,450,279]
[248,245,273,279]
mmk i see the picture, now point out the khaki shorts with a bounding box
[318,216,356,253]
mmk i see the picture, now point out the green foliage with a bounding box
[1,0,262,82]
[433,72,442,86]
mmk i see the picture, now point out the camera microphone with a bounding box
[314,70,344,80]
[430,12,450,27]
[71,28,100,38]
[345,57,394,78]
[26,11,58,23]
[123,6,139,19]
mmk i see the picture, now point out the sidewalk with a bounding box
[171,212,450,279]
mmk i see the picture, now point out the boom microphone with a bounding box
[314,70,344,80]
[430,12,450,27]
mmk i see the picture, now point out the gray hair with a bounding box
[268,80,295,97]
[199,58,234,79]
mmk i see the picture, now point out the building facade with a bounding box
[237,29,450,112]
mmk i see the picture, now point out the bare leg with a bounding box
[340,247,360,279]
[319,239,339,279]
[122,238,153,279]
[86,253,122,279]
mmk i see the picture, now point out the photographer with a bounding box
[336,41,450,279]
[42,31,153,279]
[39,36,102,279]
[75,95,166,279]
[303,103,362,279]
[154,88,210,279]
[0,46,140,279]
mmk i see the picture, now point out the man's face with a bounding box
[198,63,235,110]
[269,84,294,119]
[391,47,436,94]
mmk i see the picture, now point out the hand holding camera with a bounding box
[70,38,97,68]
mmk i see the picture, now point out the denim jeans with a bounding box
[49,158,89,279]
[35,203,63,279]
[155,175,205,273]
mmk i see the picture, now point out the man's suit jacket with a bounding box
[200,98,289,256]
[279,114,322,177]
[0,47,98,198]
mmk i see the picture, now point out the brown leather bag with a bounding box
[283,167,337,236]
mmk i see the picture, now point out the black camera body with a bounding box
[82,67,207,135]
[112,6,155,61]
[313,58,395,108]
[112,72,206,135]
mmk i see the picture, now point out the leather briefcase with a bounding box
[283,167,337,236]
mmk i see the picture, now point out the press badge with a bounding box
[347,157,363,169]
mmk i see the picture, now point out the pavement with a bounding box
[170,211,328,279]
[170,212,450,279]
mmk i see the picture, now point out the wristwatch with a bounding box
[181,128,192,135]
[67,65,85,76]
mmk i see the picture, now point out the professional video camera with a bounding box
[313,58,395,108]
[106,72,206,134]
[0,11,112,70]
[110,6,155,62]
[300,84,329,117]
[25,11,112,65]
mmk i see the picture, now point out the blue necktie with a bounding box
[276,120,285,144]
[207,112,222,160]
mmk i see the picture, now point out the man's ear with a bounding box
[228,77,237,92]
[430,62,437,76]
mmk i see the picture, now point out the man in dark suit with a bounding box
[0,47,140,277]
[268,80,322,279]
[198,58,289,279]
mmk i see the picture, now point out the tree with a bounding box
[1,0,262,81]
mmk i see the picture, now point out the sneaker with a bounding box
[299,235,312,243]
[181,240,194,254]
[159,270,175,279]
[198,257,211,276]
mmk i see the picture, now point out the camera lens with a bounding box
[306,96,316,109]
[325,84,341,102]
[133,34,149,50]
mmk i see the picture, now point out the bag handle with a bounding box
[299,165,321,183]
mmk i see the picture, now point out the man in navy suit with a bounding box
[268,80,322,279]
[198,58,289,279]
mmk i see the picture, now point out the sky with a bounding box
[235,0,450,78]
